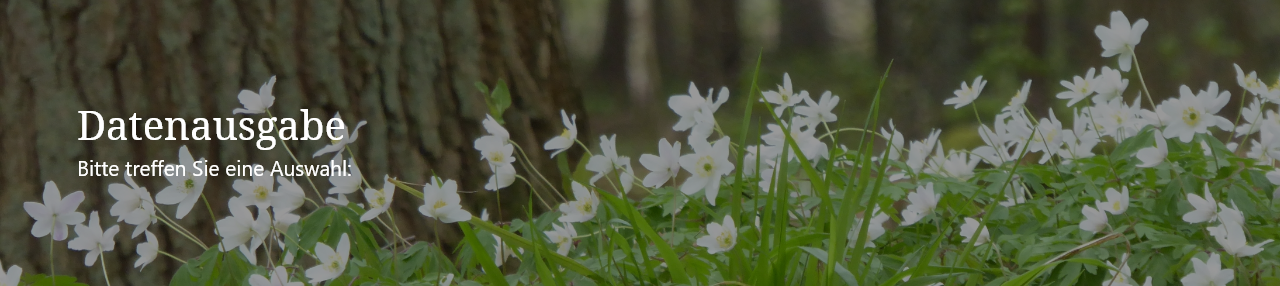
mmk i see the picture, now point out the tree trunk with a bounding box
[0,0,584,284]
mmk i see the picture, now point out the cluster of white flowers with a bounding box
[18,10,1280,285]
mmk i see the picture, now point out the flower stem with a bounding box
[1130,49,1160,122]
[156,212,208,249]
[267,110,324,207]
[99,252,113,286]
[49,238,56,286]
[158,250,188,264]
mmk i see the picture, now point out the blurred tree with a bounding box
[0,0,583,283]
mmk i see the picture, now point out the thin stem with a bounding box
[972,103,984,124]
[266,110,325,207]
[156,211,208,249]
[515,175,555,210]
[510,141,569,202]
[1130,49,1160,122]
[49,238,55,286]
[158,250,188,264]
[99,251,113,286]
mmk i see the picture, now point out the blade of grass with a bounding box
[594,189,692,284]
[458,222,510,286]
[828,61,892,284]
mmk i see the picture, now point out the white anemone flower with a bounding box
[67,211,119,266]
[232,168,275,210]
[796,90,839,123]
[558,181,600,223]
[679,137,735,205]
[306,233,350,283]
[1180,253,1233,286]
[1092,67,1130,104]
[1101,187,1130,215]
[1160,83,1232,143]
[272,176,307,214]
[135,231,159,270]
[1182,184,1219,224]
[1001,80,1032,114]
[1234,64,1270,97]
[669,82,728,132]
[108,173,156,238]
[640,138,682,188]
[585,135,624,184]
[481,114,510,141]
[1056,68,1097,106]
[1104,254,1147,286]
[901,183,940,226]
[419,177,472,223]
[328,154,362,197]
[1207,221,1272,258]
[250,266,304,286]
[544,222,578,256]
[361,176,396,222]
[1094,11,1148,72]
[233,76,277,115]
[848,207,890,247]
[311,112,368,158]
[25,181,86,241]
[156,146,208,219]
[0,260,22,286]
[1135,130,1168,168]
[696,215,738,254]
[475,135,516,191]
[215,199,271,257]
[492,234,521,267]
[1079,204,1109,234]
[959,217,991,246]
[944,76,987,109]
[762,73,806,116]
[543,110,578,158]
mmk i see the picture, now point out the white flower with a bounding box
[1028,110,1065,164]
[848,208,889,247]
[419,177,472,223]
[361,176,396,222]
[1136,130,1168,168]
[762,120,828,161]
[762,73,806,116]
[1091,97,1142,141]
[1234,99,1265,137]
[25,181,86,241]
[481,114,510,141]
[543,110,578,158]
[670,82,728,132]
[475,135,516,191]
[558,181,599,223]
[272,176,307,214]
[135,231,159,270]
[306,233,350,283]
[881,120,907,162]
[929,150,979,180]
[1216,202,1245,230]
[1104,254,1139,286]
[155,146,209,219]
[1056,68,1097,106]
[1234,64,1270,97]
[328,154,362,196]
[959,217,990,246]
[1161,83,1233,143]
[999,176,1030,207]
[215,199,271,256]
[1183,184,1218,223]
[250,266,304,286]
[679,137,735,205]
[696,215,737,254]
[233,169,275,210]
[1093,67,1130,104]
[585,135,624,184]
[1207,221,1272,257]
[1002,80,1032,114]
[108,174,156,238]
[233,76,277,114]
[1095,11,1148,71]
[67,211,119,266]
[796,90,839,123]
[901,183,940,226]
[1180,253,1233,286]
[640,138,682,188]
[1101,187,1130,215]
[1079,204,1109,234]
[492,234,521,267]
[544,222,578,256]
[944,76,987,109]
[311,112,368,158]
[0,260,21,286]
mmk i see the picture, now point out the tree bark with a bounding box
[0,0,584,284]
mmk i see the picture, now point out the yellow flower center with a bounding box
[696,156,715,177]
[374,192,387,206]
[1112,201,1120,211]
[184,178,195,190]
[433,200,448,210]
[579,201,593,214]
[717,232,734,249]
[559,128,571,138]
[489,151,506,163]
[254,186,270,201]
[1183,107,1201,126]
